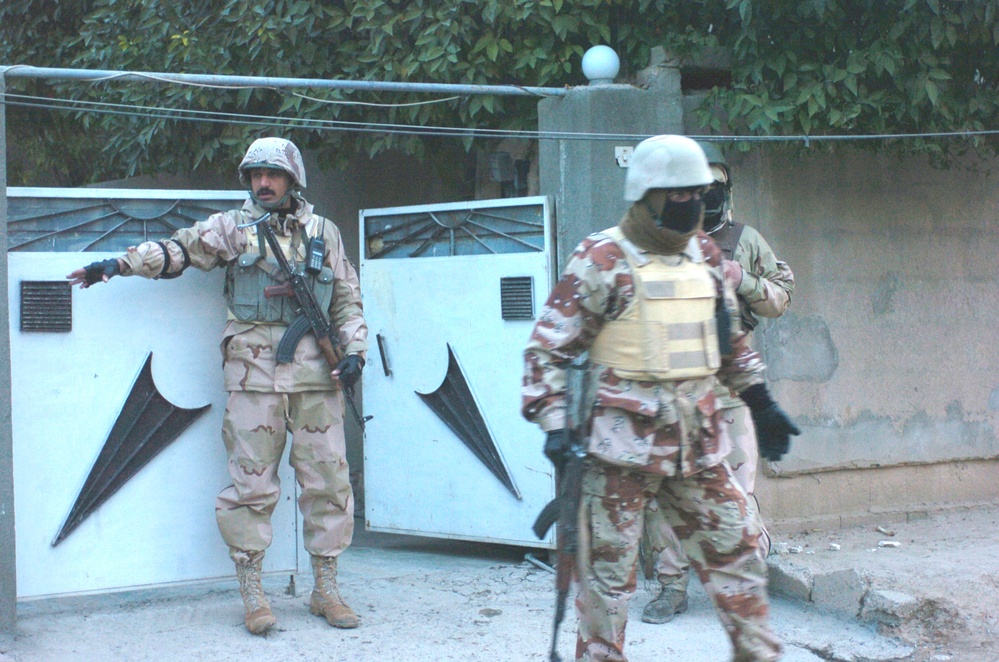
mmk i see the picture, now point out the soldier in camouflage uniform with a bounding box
[640,142,796,625]
[68,137,368,636]
[522,135,799,661]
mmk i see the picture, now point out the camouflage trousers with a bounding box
[722,402,759,494]
[576,461,781,662]
[644,403,771,589]
[216,390,354,563]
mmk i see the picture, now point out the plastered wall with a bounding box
[731,147,999,526]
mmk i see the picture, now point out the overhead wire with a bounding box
[287,90,463,108]
[2,88,998,145]
[0,91,645,142]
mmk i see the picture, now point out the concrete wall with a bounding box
[732,147,999,528]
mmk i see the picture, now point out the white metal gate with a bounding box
[8,188,300,598]
[360,196,555,547]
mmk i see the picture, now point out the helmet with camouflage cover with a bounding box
[238,137,307,189]
[696,141,732,233]
[696,141,731,185]
[624,135,713,201]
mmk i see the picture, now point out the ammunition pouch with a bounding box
[224,253,334,324]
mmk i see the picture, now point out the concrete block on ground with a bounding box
[812,568,869,619]
[861,588,920,626]
[766,556,813,602]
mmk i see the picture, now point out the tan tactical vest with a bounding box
[224,219,335,325]
[589,227,721,381]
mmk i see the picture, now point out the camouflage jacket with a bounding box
[713,221,794,408]
[522,229,766,476]
[119,197,368,393]
[714,221,794,326]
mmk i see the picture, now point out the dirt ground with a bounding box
[1,505,997,661]
[768,503,999,661]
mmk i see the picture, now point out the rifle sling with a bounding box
[712,221,745,262]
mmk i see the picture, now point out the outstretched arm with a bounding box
[66,258,123,289]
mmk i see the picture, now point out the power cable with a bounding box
[2,90,998,145]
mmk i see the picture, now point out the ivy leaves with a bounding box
[3,0,999,184]
[700,0,999,159]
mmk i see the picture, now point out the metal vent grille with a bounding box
[21,281,72,332]
[500,276,534,321]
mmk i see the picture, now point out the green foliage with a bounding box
[3,0,999,184]
[694,0,999,160]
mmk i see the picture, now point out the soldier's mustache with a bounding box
[257,188,275,196]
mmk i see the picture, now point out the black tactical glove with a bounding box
[739,383,801,462]
[334,354,364,389]
[83,259,121,286]
[544,429,569,473]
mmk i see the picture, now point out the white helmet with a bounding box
[624,135,713,201]
[238,137,307,189]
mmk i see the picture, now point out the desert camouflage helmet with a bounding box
[696,140,731,187]
[624,135,713,201]
[238,137,307,189]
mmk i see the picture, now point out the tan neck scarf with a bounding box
[618,201,698,255]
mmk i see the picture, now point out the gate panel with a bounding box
[8,189,300,598]
[360,197,555,547]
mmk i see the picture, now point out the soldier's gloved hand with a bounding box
[739,383,801,462]
[544,429,569,472]
[752,404,800,461]
[69,258,121,288]
[333,354,364,389]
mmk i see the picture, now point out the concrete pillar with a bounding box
[0,71,17,630]
[537,51,683,269]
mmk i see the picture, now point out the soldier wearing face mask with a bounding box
[639,142,796,627]
[522,135,799,661]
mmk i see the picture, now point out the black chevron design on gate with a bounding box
[415,344,521,500]
[53,353,211,546]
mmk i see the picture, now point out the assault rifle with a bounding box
[532,354,591,662]
[239,213,370,431]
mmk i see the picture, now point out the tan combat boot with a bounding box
[309,554,359,628]
[641,586,689,624]
[235,556,277,635]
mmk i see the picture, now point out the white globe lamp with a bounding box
[581,45,620,85]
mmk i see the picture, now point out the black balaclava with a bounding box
[658,196,705,234]
[621,192,704,256]
[701,185,728,233]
